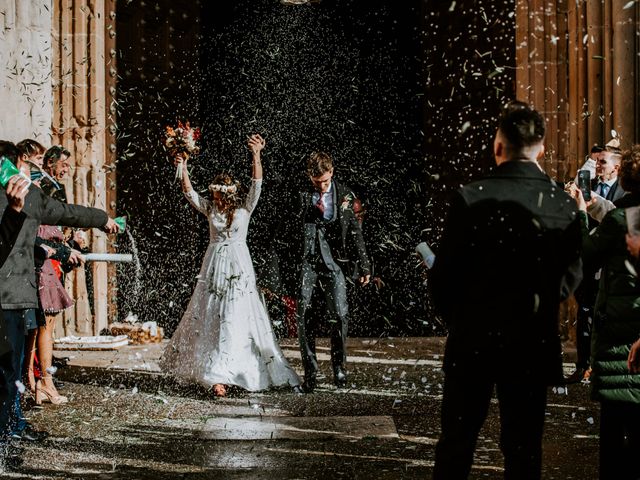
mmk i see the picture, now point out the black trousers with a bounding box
[599,400,640,480]
[574,273,597,369]
[434,369,548,480]
[296,261,348,381]
[0,309,26,439]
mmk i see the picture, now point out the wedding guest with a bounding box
[629,338,640,374]
[0,139,119,442]
[160,134,300,397]
[40,145,70,203]
[571,144,640,480]
[0,175,30,465]
[567,143,628,383]
[625,236,640,375]
[431,101,582,479]
[23,145,84,404]
[15,139,45,170]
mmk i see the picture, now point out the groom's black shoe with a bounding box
[301,376,317,393]
[334,368,347,389]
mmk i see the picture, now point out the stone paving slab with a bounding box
[199,415,398,440]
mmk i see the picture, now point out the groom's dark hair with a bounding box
[307,151,333,177]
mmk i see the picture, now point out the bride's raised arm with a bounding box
[245,134,265,213]
[177,154,211,215]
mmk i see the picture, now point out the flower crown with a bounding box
[209,184,238,194]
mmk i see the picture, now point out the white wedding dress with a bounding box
[160,179,300,391]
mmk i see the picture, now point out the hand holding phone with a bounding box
[577,170,592,201]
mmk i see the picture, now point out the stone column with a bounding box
[0,0,53,143]
[52,0,111,336]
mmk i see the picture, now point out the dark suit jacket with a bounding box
[591,177,626,203]
[431,160,583,384]
[0,184,108,309]
[268,180,370,296]
[0,207,26,356]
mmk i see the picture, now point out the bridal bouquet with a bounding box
[164,121,201,180]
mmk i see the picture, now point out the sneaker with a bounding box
[11,425,49,442]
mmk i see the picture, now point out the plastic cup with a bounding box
[0,156,21,188]
[114,216,127,233]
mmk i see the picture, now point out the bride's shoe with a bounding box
[213,384,227,397]
[35,378,68,405]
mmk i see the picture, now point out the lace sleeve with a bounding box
[184,189,212,216]
[244,179,262,214]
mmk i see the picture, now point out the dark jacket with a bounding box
[580,193,640,404]
[591,177,626,204]
[269,180,370,296]
[431,160,583,384]
[0,184,108,309]
[0,207,26,355]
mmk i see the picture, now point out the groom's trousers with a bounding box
[296,260,349,382]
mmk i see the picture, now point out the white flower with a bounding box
[210,184,238,194]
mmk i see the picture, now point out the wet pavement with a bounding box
[0,338,598,479]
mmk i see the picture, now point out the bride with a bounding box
[160,134,300,396]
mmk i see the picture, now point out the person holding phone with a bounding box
[570,144,640,480]
[566,145,627,384]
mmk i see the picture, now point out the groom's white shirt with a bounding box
[311,182,334,221]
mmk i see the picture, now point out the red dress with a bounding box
[37,225,74,314]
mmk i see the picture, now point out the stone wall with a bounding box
[0,0,53,142]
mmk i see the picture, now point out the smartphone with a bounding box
[577,170,592,201]
[415,242,436,269]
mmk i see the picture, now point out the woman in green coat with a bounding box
[573,145,640,480]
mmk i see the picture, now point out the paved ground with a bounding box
[0,338,599,479]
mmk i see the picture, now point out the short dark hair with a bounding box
[307,152,333,177]
[0,141,20,165]
[590,145,604,154]
[498,100,545,150]
[619,145,640,193]
[44,145,71,168]
[16,139,45,157]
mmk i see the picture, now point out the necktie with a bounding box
[599,182,610,198]
[316,194,325,215]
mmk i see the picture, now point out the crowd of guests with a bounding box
[0,139,118,468]
[430,101,640,480]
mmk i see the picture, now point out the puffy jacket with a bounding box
[581,195,640,404]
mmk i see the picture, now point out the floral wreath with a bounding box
[209,184,238,194]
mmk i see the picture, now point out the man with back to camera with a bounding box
[430,101,583,479]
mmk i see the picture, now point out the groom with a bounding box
[291,152,370,393]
